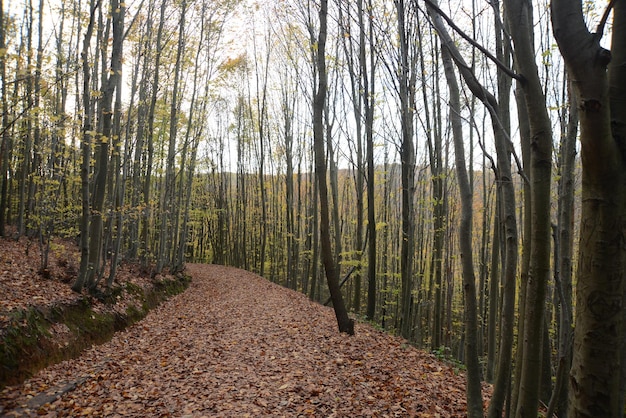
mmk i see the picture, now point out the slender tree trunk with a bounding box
[85,0,124,289]
[281,69,297,288]
[27,0,44,238]
[546,80,577,418]
[396,0,416,341]
[106,33,126,288]
[73,0,100,292]
[363,0,377,321]
[174,12,209,273]
[325,104,342,277]
[426,3,517,414]
[440,44,484,418]
[511,83,531,418]
[314,0,353,335]
[250,24,271,277]
[156,0,185,274]
[141,0,166,269]
[337,0,364,315]
[0,0,9,236]
[501,0,553,415]
[486,193,500,382]
[129,0,154,260]
[17,0,35,237]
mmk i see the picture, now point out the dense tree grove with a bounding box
[1,0,623,415]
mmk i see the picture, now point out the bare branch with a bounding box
[421,0,523,82]
[594,0,615,40]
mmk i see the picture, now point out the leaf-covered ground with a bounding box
[0,234,162,332]
[1,264,491,417]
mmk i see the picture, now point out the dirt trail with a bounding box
[1,264,485,417]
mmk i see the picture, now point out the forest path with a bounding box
[1,264,484,417]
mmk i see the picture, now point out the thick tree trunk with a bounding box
[552,1,626,416]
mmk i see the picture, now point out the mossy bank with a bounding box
[0,274,190,389]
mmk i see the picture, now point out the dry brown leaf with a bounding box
[1,264,492,417]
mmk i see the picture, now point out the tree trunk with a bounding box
[157,0,186,274]
[396,0,416,341]
[17,0,34,237]
[363,0,377,322]
[141,0,166,269]
[502,0,554,416]
[511,82,532,418]
[0,0,9,236]
[486,194,500,383]
[546,79,577,418]
[314,0,353,335]
[85,0,124,289]
[337,0,364,315]
[552,1,626,415]
[73,0,99,293]
[426,2,517,414]
[440,43,484,418]
[106,47,125,288]
[128,0,152,260]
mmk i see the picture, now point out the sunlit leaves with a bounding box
[218,53,248,74]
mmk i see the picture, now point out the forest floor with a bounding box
[1,259,492,417]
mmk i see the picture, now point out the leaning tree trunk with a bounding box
[313,0,353,335]
[552,1,626,416]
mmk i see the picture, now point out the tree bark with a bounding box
[552,1,626,416]
[0,0,9,237]
[546,78,577,418]
[314,0,353,335]
[157,0,186,274]
[84,0,123,289]
[73,0,100,292]
[395,0,416,341]
[502,0,554,415]
[440,43,484,418]
[362,0,377,322]
[426,2,517,415]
